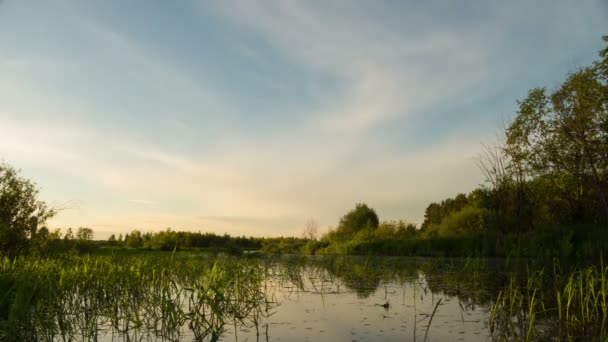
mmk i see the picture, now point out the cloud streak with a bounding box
[0,1,605,238]
[209,1,498,133]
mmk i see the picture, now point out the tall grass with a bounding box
[490,260,608,341]
[0,254,275,341]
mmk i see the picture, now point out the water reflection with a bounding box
[252,256,498,342]
[3,255,505,341]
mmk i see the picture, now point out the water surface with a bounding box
[100,256,500,341]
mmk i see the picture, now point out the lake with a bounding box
[3,254,600,341]
[215,257,495,342]
[95,255,502,341]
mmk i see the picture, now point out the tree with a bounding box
[505,88,551,231]
[498,36,608,226]
[31,226,50,251]
[49,228,62,240]
[302,219,318,240]
[64,228,74,240]
[76,227,94,241]
[0,162,56,256]
[337,203,379,237]
[125,230,144,248]
[551,67,608,222]
[596,35,608,81]
[108,234,117,246]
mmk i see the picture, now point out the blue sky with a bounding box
[0,0,606,238]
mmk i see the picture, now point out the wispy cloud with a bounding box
[208,1,498,133]
[0,0,604,238]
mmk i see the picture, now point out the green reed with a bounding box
[0,254,275,341]
[490,260,608,341]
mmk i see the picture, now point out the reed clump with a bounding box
[490,261,608,341]
[0,254,275,341]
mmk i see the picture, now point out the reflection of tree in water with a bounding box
[305,257,419,298]
[301,256,504,306]
[300,256,381,298]
[339,264,382,298]
[419,259,506,307]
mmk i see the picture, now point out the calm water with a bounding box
[232,272,491,341]
[98,256,502,341]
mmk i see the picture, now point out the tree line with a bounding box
[307,36,608,258]
[419,36,608,257]
[107,229,262,252]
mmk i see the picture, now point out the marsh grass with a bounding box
[0,254,276,341]
[490,260,608,341]
[1,253,599,341]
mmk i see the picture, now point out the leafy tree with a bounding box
[338,203,379,234]
[0,162,56,256]
[596,35,608,81]
[108,234,116,245]
[502,55,608,225]
[505,88,550,231]
[76,227,94,241]
[371,220,417,240]
[420,202,442,231]
[551,67,608,222]
[49,228,62,240]
[420,193,478,233]
[64,228,74,240]
[125,230,144,248]
[395,221,417,239]
[31,226,50,251]
[437,206,491,237]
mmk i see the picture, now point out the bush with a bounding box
[438,206,491,237]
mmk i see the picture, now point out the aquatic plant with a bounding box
[490,261,608,341]
[0,254,275,341]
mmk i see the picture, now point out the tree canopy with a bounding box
[0,163,55,256]
[338,203,379,234]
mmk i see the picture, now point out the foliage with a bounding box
[261,237,306,254]
[300,240,327,255]
[0,163,56,257]
[495,37,608,231]
[76,227,94,241]
[420,193,471,231]
[111,228,263,253]
[331,203,379,241]
[409,36,608,258]
[437,206,492,237]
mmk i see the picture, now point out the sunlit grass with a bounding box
[0,254,275,341]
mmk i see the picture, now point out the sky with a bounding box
[0,1,606,239]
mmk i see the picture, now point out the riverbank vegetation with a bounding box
[301,35,608,259]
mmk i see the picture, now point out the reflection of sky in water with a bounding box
[94,260,497,342]
[218,273,490,342]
